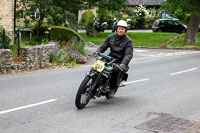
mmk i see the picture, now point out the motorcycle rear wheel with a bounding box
[75,76,94,109]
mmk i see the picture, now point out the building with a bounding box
[127,0,167,18]
[0,0,15,41]
[127,0,166,8]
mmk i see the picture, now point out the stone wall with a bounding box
[0,0,14,41]
[0,42,57,74]
[0,49,12,73]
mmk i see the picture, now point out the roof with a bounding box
[127,0,166,6]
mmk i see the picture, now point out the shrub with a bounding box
[50,26,87,67]
[50,26,85,43]
[133,5,148,29]
[81,11,95,35]
[50,41,87,67]
[81,11,95,28]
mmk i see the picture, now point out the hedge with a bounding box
[81,11,95,27]
[50,26,85,43]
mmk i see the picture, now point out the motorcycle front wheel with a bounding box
[75,76,94,109]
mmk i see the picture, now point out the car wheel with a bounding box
[180,30,185,34]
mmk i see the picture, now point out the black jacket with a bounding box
[97,34,133,67]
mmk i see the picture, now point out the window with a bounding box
[30,12,40,20]
[160,20,167,25]
[168,20,175,25]
[168,20,179,25]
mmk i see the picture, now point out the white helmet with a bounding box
[117,20,128,28]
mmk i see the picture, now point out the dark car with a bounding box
[152,19,187,34]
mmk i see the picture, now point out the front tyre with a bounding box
[75,76,94,109]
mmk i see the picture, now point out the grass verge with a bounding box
[168,33,200,49]
[83,32,178,48]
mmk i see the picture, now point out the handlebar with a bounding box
[90,52,124,72]
[113,63,124,72]
[90,52,113,61]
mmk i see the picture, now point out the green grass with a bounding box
[127,32,177,47]
[169,33,200,48]
[83,32,178,48]
[83,32,111,44]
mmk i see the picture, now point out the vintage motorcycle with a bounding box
[75,53,128,109]
[93,17,108,32]
[112,18,118,32]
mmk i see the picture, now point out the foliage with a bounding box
[162,1,192,24]
[81,11,95,35]
[132,5,148,28]
[52,0,87,30]
[53,0,86,15]
[86,0,129,22]
[50,41,87,67]
[24,0,54,36]
[65,12,77,30]
[145,7,160,25]
[7,44,18,59]
[47,6,67,26]
[115,5,150,29]
[81,11,95,27]
[174,9,190,24]
[20,36,49,47]
[50,26,85,43]
[162,0,200,19]
[0,27,12,48]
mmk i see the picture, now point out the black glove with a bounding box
[119,64,125,71]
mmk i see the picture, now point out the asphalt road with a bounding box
[0,48,200,133]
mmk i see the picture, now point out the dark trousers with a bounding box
[109,66,121,90]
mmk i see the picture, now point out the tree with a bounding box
[53,0,86,30]
[23,0,54,36]
[85,0,129,21]
[53,0,86,17]
[163,0,200,44]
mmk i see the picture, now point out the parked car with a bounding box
[152,19,187,34]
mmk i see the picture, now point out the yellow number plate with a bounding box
[93,60,105,72]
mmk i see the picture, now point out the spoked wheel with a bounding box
[75,76,94,109]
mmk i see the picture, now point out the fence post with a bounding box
[17,29,20,57]
[3,29,6,49]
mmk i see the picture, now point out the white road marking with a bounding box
[80,65,93,68]
[134,51,200,60]
[170,68,198,76]
[134,57,154,61]
[134,49,148,52]
[0,99,57,115]
[124,79,150,85]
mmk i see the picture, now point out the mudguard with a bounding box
[86,71,97,78]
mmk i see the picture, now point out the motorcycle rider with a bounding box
[112,17,118,32]
[96,20,134,98]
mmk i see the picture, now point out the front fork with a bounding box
[86,71,101,95]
